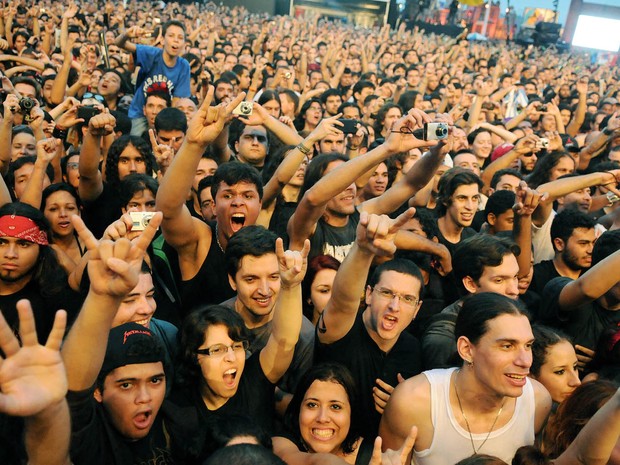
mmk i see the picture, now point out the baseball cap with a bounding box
[491,143,515,162]
[100,323,165,377]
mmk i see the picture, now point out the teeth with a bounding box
[385,316,397,321]
[134,319,149,326]
[224,369,237,375]
[312,429,335,438]
[506,374,525,379]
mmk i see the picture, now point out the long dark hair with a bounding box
[283,362,361,455]
[0,202,68,294]
[105,135,155,186]
[525,151,574,188]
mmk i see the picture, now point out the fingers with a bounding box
[397,373,406,384]
[15,299,39,347]
[148,128,158,147]
[391,207,415,233]
[131,212,162,255]
[399,426,418,463]
[575,344,595,357]
[72,215,100,254]
[225,92,247,116]
[45,310,67,351]
[375,378,395,393]
[275,236,285,260]
[197,85,215,120]
[369,436,383,465]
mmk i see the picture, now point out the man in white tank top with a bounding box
[379,292,552,464]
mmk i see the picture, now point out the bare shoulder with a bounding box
[530,377,552,433]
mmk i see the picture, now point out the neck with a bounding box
[53,232,76,248]
[454,367,506,413]
[553,255,583,280]
[200,382,228,410]
[0,275,32,296]
[215,223,228,251]
[281,184,300,202]
[323,211,349,228]
[163,52,177,67]
[438,216,464,243]
[234,297,272,328]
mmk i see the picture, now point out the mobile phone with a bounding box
[77,106,101,125]
[129,212,157,231]
[337,118,358,135]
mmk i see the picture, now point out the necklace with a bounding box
[453,370,506,455]
[214,224,225,253]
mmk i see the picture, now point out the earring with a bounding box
[467,360,474,367]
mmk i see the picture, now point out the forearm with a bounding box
[569,250,620,303]
[264,115,303,146]
[557,389,620,465]
[328,244,373,316]
[19,161,48,208]
[157,141,206,217]
[61,291,123,390]
[480,122,517,143]
[262,144,307,206]
[50,60,71,106]
[538,172,607,201]
[270,284,302,352]
[0,120,12,176]
[0,54,45,71]
[504,110,528,130]
[513,214,533,278]
[25,399,71,465]
[566,93,586,137]
[210,125,232,164]
[77,133,104,201]
[480,150,520,193]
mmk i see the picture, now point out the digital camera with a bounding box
[422,122,449,141]
[129,212,156,231]
[232,101,253,116]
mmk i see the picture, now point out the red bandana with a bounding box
[0,215,48,245]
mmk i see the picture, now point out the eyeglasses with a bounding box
[66,162,79,170]
[372,287,419,307]
[82,92,105,103]
[196,340,249,357]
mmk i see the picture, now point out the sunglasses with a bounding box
[82,92,105,103]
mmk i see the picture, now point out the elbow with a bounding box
[304,189,324,208]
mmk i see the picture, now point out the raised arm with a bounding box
[20,138,61,208]
[260,239,309,383]
[61,214,161,391]
[556,247,620,311]
[237,101,303,147]
[319,209,414,344]
[512,183,546,279]
[156,88,244,253]
[78,111,116,202]
[480,135,540,194]
[555,387,620,465]
[0,93,18,176]
[362,111,450,215]
[115,25,146,54]
[0,301,70,465]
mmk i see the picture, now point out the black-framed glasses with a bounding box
[196,340,249,357]
[82,92,105,103]
[372,287,419,307]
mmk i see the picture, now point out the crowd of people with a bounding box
[0,1,620,464]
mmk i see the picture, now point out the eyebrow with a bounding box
[495,338,535,344]
[114,372,165,383]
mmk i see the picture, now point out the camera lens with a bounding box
[19,97,35,112]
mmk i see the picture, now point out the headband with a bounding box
[0,215,48,245]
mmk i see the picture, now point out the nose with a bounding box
[317,405,330,423]
[5,243,17,258]
[129,160,138,172]
[507,277,520,298]
[388,295,401,311]
[515,346,532,368]
[568,368,581,388]
[135,384,152,404]
[223,346,238,362]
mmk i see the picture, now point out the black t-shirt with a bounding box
[81,184,124,239]
[0,279,82,342]
[315,311,422,439]
[540,277,620,350]
[531,260,560,296]
[162,352,275,464]
[309,210,360,262]
[161,223,235,318]
[68,387,175,465]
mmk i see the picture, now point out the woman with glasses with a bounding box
[163,240,307,463]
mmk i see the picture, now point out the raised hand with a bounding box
[308,113,344,142]
[185,86,245,147]
[88,109,116,137]
[276,237,310,289]
[36,138,62,164]
[101,213,140,242]
[72,213,162,297]
[149,129,174,169]
[0,301,67,417]
[384,110,437,154]
[513,181,547,217]
[2,93,19,124]
[369,426,417,465]
[357,208,415,257]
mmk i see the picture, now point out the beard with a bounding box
[562,249,590,271]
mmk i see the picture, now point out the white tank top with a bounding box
[413,368,536,465]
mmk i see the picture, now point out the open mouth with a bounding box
[223,368,237,387]
[230,213,246,232]
[383,314,398,330]
[133,318,151,327]
[133,410,152,429]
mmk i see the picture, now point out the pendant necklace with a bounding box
[454,370,506,455]
[215,224,225,253]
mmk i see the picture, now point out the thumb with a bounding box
[397,373,406,384]
[369,436,383,465]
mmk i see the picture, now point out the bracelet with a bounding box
[52,126,68,140]
[604,170,620,184]
[606,191,620,206]
[603,127,614,136]
[296,143,311,156]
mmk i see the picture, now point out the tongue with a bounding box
[134,413,150,428]
[223,373,236,386]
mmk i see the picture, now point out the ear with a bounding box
[553,237,565,252]
[234,140,239,153]
[228,273,237,291]
[121,207,127,214]
[487,213,496,226]
[456,335,474,365]
[365,285,373,306]
[94,386,103,403]
[462,276,478,295]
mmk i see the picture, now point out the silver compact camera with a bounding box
[536,138,550,149]
[129,212,156,231]
[423,122,449,141]
[232,101,253,116]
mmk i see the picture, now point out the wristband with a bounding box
[296,143,311,156]
[603,127,614,136]
[52,126,68,140]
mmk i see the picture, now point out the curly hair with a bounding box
[104,135,155,186]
